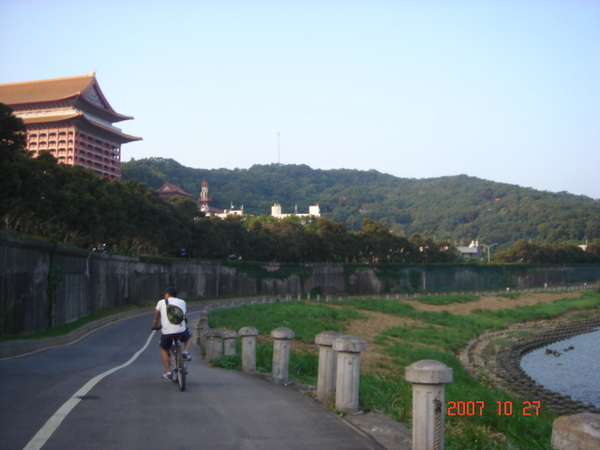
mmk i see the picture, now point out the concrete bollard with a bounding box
[333,335,367,413]
[238,326,258,373]
[271,327,295,383]
[197,310,209,349]
[315,331,341,402]
[405,360,453,450]
[205,329,224,361]
[222,330,238,356]
[552,413,600,449]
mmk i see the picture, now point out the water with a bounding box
[520,329,600,408]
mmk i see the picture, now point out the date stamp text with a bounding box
[447,401,542,416]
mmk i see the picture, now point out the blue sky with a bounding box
[1,1,599,199]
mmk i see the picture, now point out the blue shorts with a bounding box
[159,329,192,350]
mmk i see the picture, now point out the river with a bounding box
[520,328,600,408]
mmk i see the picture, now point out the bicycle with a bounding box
[169,336,187,391]
[152,325,188,391]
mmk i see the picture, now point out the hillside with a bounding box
[122,158,600,248]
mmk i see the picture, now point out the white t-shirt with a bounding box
[155,297,187,335]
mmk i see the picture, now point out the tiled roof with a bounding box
[21,112,82,124]
[22,112,142,144]
[0,74,94,104]
[157,183,195,198]
[0,73,133,121]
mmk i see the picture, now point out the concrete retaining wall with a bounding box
[496,315,600,416]
[2,230,600,336]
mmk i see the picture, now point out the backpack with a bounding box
[165,298,186,325]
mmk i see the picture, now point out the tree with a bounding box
[168,197,200,220]
[0,103,28,223]
[316,217,350,262]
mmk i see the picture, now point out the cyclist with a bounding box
[151,286,193,379]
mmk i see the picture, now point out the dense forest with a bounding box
[0,104,457,263]
[2,102,599,264]
[122,157,600,248]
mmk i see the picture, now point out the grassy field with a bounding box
[209,290,600,450]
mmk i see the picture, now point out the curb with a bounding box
[0,307,154,359]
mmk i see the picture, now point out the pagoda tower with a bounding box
[0,72,141,180]
[198,181,212,213]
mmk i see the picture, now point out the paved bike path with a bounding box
[0,309,391,450]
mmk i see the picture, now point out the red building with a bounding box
[0,72,141,180]
[156,182,196,201]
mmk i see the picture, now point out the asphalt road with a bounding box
[0,308,383,450]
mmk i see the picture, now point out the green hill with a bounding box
[122,158,600,248]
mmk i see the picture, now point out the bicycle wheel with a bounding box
[176,347,186,391]
[170,346,178,382]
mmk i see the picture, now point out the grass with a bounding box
[414,294,481,306]
[377,324,476,352]
[9,291,598,448]
[208,290,600,449]
[210,341,319,385]
[472,291,600,323]
[208,301,364,341]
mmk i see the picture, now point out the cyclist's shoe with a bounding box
[162,372,173,380]
[183,352,192,361]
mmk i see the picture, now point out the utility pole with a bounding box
[482,243,498,263]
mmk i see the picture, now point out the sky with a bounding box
[1,0,599,199]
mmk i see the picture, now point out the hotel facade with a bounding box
[0,73,141,180]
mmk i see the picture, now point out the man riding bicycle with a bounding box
[151,286,193,379]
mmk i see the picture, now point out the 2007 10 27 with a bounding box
[447,401,542,416]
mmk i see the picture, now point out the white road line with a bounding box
[23,331,157,450]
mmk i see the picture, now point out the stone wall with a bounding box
[2,230,600,335]
[496,315,600,416]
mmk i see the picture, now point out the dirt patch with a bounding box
[259,292,587,377]
[343,310,423,374]
[405,291,581,315]
[337,291,584,375]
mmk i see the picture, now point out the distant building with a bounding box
[457,240,483,260]
[213,205,244,219]
[271,203,321,219]
[156,182,196,201]
[0,72,141,180]
[196,180,244,217]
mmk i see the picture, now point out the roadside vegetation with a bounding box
[2,104,600,263]
[209,290,600,449]
[123,157,600,250]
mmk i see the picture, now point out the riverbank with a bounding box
[460,310,600,415]
[5,290,599,448]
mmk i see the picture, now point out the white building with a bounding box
[270,203,321,219]
[457,240,483,260]
[213,205,244,219]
